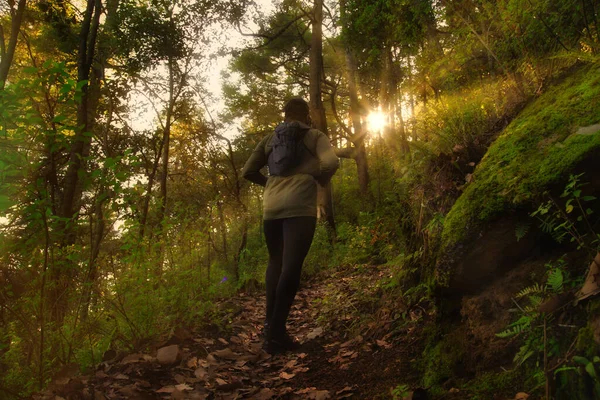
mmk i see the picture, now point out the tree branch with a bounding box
[335,146,356,159]
[235,14,304,49]
[0,25,5,60]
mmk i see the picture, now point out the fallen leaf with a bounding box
[336,386,353,395]
[157,345,180,365]
[449,388,460,393]
[284,359,298,369]
[279,371,295,380]
[515,393,529,400]
[187,357,198,368]
[215,378,227,386]
[206,354,218,364]
[175,383,193,391]
[121,353,145,364]
[114,373,128,380]
[251,388,275,399]
[157,386,177,394]
[194,367,207,380]
[306,327,323,340]
[95,371,108,379]
[213,348,240,360]
[218,338,229,345]
[174,374,187,384]
[376,339,392,349]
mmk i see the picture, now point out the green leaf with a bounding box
[105,158,117,168]
[573,356,590,365]
[583,196,597,202]
[76,80,89,90]
[0,194,13,212]
[554,366,577,376]
[52,115,67,123]
[22,66,38,74]
[585,362,598,379]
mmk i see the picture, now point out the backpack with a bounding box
[267,122,310,176]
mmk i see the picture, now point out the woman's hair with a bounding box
[283,98,310,122]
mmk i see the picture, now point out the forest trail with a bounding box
[35,266,430,400]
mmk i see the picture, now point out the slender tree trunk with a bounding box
[0,0,27,89]
[158,56,175,229]
[310,0,335,234]
[81,190,108,321]
[346,52,370,196]
[52,0,102,323]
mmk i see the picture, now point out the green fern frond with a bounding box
[547,269,564,293]
[529,295,544,307]
[496,315,532,338]
[516,283,544,299]
[515,221,531,242]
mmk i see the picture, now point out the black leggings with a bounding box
[264,216,317,337]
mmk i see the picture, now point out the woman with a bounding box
[242,97,339,354]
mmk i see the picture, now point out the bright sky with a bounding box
[127,0,277,138]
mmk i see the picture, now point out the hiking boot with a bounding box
[263,332,300,354]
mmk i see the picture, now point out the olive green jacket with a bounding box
[242,123,339,220]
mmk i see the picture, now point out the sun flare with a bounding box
[367,111,387,133]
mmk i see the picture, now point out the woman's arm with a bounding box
[314,133,340,186]
[242,137,269,187]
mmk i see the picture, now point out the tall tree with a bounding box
[0,0,27,89]
[309,0,335,231]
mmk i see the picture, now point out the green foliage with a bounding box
[493,256,584,395]
[332,213,394,266]
[390,383,410,400]
[531,173,600,253]
[416,80,505,156]
[441,63,600,260]
[303,222,334,276]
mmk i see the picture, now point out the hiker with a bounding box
[241,97,339,354]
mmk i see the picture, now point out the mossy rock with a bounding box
[437,63,600,290]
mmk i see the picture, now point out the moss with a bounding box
[462,369,523,400]
[440,64,600,266]
[421,330,466,392]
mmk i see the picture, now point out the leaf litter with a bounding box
[33,265,434,399]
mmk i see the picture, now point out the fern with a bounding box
[514,345,535,366]
[515,221,531,242]
[547,268,564,293]
[496,315,532,338]
[516,283,544,299]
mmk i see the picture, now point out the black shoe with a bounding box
[261,321,269,338]
[263,332,300,354]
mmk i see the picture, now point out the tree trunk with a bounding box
[52,0,102,323]
[309,0,335,234]
[346,52,370,196]
[0,0,27,89]
[158,56,175,230]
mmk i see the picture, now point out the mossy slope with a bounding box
[439,64,600,275]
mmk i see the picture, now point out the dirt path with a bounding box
[36,270,426,400]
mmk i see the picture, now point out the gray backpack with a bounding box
[267,122,310,176]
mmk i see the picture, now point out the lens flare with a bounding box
[367,111,386,132]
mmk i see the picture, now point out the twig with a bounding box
[544,316,550,400]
